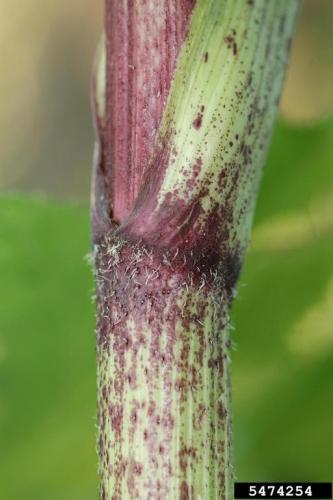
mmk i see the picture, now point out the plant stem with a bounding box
[92,1,298,498]
[95,237,233,498]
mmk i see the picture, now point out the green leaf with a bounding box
[232,117,333,479]
[0,197,97,500]
[255,117,333,226]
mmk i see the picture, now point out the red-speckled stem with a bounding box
[95,236,233,499]
[92,1,298,498]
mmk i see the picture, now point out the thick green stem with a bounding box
[96,237,233,499]
[92,1,299,498]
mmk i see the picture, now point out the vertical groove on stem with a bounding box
[103,0,195,224]
[95,237,233,498]
[92,1,299,498]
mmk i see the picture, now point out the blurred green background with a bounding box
[0,1,332,498]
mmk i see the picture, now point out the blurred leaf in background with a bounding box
[0,198,96,499]
[232,117,333,480]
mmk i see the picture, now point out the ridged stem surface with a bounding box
[92,1,299,498]
[96,237,233,499]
